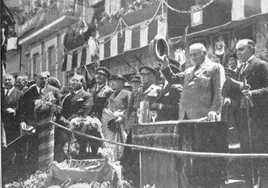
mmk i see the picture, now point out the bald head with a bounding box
[189,43,207,53]
[236,39,255,62]
[190,43,207,66]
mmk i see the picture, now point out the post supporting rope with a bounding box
[50,121,268,159]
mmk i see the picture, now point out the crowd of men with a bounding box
[1,39,268,187]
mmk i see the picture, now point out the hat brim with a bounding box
[139,66,158,75]
[97,70,108,77]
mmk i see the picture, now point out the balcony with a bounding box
[18,1,85,45]
[98,1,161,37]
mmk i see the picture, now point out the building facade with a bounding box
[12,0,96,86]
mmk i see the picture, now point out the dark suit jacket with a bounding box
[238,56,268,124]
[19,84,61,125]
[162,58,225,120]
[90,84,113,120]
[2,87,23,133]
[61,89,93,120]
[156,83,182,121]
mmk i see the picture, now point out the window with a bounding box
[48,46,56,77]
[33,53,41,77]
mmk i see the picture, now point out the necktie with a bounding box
[5,90,9,97]
[39,88,43,95]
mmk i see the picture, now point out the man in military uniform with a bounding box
[126,66,162,128]
[89,67,113,157]
[123,66,162,186]
[130,75,142,91]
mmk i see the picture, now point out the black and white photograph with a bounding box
[1,0,268,187]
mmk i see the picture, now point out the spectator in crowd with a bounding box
[58,74,93,160]
[18,71,61,175]
[90,67,113,157]
[231,39,268,187]
[227,53,238,72]
[102,74,131,161]
[2,74,23,183]
[15,75,29,92]
[224,53,238,80]
[130,75,141,91]
[123,82,133,92]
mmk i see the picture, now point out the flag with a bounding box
[172,25,189,70]
[173,25,189,50]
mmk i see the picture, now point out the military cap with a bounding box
[131,75,142,83]
[96,67,111,78]
[110,74,127,82]
[139,66,158,76]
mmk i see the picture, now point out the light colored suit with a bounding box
[162,57,225,120]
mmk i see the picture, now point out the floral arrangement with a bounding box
[69,116,102,133]
[34,92,61,122]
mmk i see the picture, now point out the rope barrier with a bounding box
[50,121,268,159]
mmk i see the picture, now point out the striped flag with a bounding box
[232,0,268,21]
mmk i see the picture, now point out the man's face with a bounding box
[140,69,154,86]
[15,76,26,89]
[110,79,123,91]
[228,57,237,70]
[95,73,107,85]
[131,82,141,90]
[70,75,83,91]
[236,42,254,63]
[190,49,206,66]
[35,73,48,88]
[4,75,15,90]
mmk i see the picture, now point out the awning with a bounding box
[98,14,167,61]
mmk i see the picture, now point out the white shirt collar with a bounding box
[246,55,255,64]
[36,85,46,93]
[5,86,15,96]
[74,88,83,94]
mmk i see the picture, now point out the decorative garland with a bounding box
[98,0,214,45]
[162,0,215,14]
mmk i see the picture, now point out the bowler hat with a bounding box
[139,66,158,76]
[110,74,127,82]
[131,75,141,83]
[96,67,111,79]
